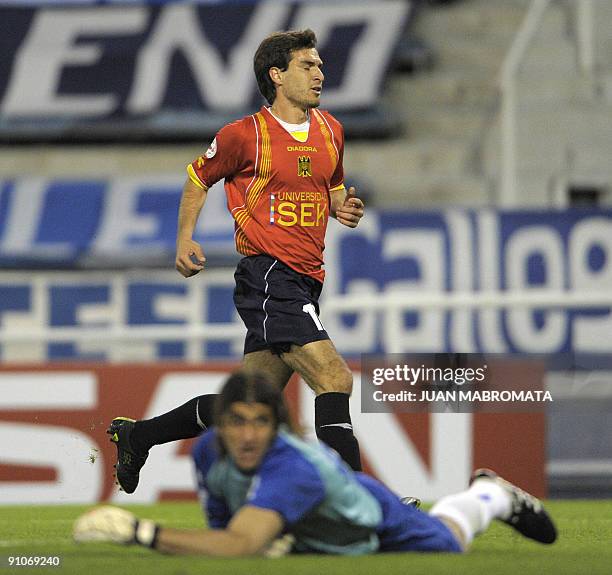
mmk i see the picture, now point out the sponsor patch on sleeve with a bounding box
[205,137,217,159]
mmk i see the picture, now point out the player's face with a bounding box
[219,402,277,472]
[278,48,324,109]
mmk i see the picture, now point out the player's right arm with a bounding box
[73,504,285,557]
[175,119,247,278]
[175,178,208,278]
[155,505,284,556]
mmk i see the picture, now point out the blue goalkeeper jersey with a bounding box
[192,426,461,555]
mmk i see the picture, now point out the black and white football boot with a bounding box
[470,468,557,544]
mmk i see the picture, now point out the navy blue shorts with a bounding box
[233,255,330,355]
[356,474,463,553]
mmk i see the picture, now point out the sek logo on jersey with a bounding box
[272,191,326,227]
[297,156,312,177]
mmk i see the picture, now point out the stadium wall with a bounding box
[1,193,610,357]
[1,198,610,501]
[0,364,546,504]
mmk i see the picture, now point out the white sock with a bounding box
[468,477,512,521]
[430,492,487,545]
[430,481,511,545]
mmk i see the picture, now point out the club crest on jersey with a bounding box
[297,156,312,177]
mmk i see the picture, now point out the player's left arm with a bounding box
[331,186,364,228]
[327,115,363,227]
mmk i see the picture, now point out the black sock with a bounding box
[315,392,362,471]
[130,394,217,453]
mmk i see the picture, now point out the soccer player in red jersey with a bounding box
[107,29,366,493]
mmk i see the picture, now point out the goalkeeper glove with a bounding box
[73,506,160,549]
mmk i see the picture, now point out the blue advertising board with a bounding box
[0,1,413,141]
[1,177,610,358]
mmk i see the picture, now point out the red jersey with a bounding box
[187,106,345,283]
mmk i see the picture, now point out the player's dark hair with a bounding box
[214,370,291,430]
[253,29,317,105]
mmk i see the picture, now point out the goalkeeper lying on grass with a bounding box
[74,371,557,556]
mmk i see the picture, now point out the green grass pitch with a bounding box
[1,501,610,575]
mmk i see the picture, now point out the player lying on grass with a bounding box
[74,372,557,556]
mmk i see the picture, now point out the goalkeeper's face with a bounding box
[218,402,277,472]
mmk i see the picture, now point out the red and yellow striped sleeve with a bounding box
[313,109,345,192]
[186,163,207,189]
[187,119,247,190]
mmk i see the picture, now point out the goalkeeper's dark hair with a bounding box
[253,29,317,105]
[214,370,292,431]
